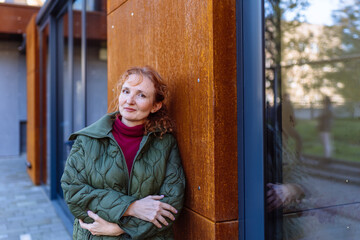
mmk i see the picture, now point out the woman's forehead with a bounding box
[124,74,141,85]
[124,74,152,87]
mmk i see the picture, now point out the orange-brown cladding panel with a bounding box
[174,208,239,239]
[215,220,239,240]
[26,15,40,185]
[174,207,216,240]
[107,1,238,236]
[107,0,128,14]
[107,0,216,220]
[213,0,238,221]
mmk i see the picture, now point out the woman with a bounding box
[61,66,185,239]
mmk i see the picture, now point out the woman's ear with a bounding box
[151,102,162,113]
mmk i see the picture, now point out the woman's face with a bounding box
[118,74,162,127]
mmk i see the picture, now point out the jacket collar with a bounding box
[69,112,117,140]
[68,112,162,140]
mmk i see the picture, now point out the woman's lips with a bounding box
[124,107,136,112]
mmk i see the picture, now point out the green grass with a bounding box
[295,118,360,162]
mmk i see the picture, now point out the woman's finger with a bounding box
[160,202,177,214]
[157,215,169,226]
[79,219,90,230]
[147,195,164,200]
[151,218,162,228]
[160,209,175,221]
[87,210,99,221]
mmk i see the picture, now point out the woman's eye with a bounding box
[122,89,129,94]
[139,93,146,98]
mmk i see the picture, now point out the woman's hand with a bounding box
[125,195,177,228]
[266,183,304,212]
[79,211,124,236]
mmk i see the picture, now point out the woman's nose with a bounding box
[126,94,135,104]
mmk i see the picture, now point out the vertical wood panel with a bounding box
[213,0,238,221]
[107,0,216,220]
[107,0,238,238]
[107,0,127,14]
[26,15,40,185]
[215,220,239,240]
[174,208,215,240]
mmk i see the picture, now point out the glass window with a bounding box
[264,0,360,239]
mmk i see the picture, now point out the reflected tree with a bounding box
[321,1,360,116]
[264,1,310,240]
[265,0,309,103]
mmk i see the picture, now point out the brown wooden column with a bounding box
[107,0,237,238]
[26,14,41,185]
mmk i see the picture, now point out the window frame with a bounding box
[237,1,266,239]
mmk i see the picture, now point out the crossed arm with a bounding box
[79,195,177,236]
[61,136,185,238]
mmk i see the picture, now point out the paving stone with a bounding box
[0,155,71,240]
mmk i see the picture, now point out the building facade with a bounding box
[22,0,360,239]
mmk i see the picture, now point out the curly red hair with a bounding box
[108,66,175,137]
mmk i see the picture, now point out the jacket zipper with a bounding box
[108,133,152,194]
[127,134,151,194]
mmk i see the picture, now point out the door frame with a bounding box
[237,1,265,239]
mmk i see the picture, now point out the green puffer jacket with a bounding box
[60,113,185,240]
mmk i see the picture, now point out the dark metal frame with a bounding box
[237,1,265,239]
[81,0,87,127]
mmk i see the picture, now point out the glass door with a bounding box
[264,0,360,239]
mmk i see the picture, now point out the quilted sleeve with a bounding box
[60,136,137,223]
[118,138,186,240]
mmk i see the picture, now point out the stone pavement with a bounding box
[0,155,71,240]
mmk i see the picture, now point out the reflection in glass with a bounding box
[265,0,360,239]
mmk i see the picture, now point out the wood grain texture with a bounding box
[215,220,239,240]
[26,15,40,185]
[174,208,239,240]
[213,0,238,221]
[107,0,216,220]
[173,207,215,240]
[107,0,128,14]
[107,0,237,227]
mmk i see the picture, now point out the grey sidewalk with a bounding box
[0,155,71,240]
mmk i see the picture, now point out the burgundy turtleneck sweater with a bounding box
[112,117,144,176]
